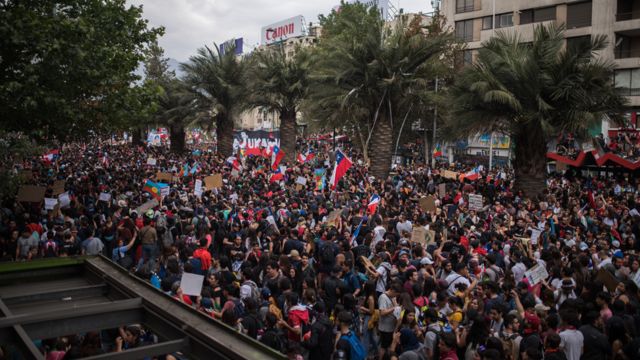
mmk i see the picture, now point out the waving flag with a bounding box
[314,168,326,191]
[297,149,315,164]
[460,168,479,182]
[142,180,166,201]
[329,149,352,190]
[269,167,284,183]
[271,146,285,170]
[42,149,60,164]
[367,194,381,215]
[351,217,365,246]
[433,143,443,158]
[226,156,242,171]
[180,163,190,177]
[190,162,200,174]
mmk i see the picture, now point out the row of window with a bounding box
[455,2,593,41]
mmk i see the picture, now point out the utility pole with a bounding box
[431,77,438,168]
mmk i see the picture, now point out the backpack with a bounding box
[321,243,335,264]
[340,331,365,360]
[242,280,260,302]
[162,226,174,248]
[232,298,246,319]
[500,332,518,360]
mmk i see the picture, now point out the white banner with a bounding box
[261,15,305,45]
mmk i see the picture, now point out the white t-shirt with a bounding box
[376,264,390,293]
[445,272,470,296]
[560,328,584,360]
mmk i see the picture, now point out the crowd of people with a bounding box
[2,137,640,360]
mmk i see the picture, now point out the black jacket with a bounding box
[302,314,334,360]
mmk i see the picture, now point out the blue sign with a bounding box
[220,38,243,55]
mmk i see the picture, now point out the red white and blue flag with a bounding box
[297,149,315,164]
[269,167,284,183]
[461,168,479,181]
[329,149,352,190]
[367,194,381,215]
[226,156,242,171]
[271,146,285,170]
[42,149,60,163]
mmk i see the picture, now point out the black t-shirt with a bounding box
[241,313,260,339]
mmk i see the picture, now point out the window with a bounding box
[455,50,474,68]
[566,36,591,54]
[520,6,556,25]
[482,16,493,30]
[567,1,592,28]
[614,68,640,96]
[482,13,512,30]
[456,0,475,14]
[455,20,474,41]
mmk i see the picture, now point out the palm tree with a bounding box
[307,5,456,179]
[181,44,245,156]
[245,46,309,163]
[447,24,625,196]
[153,79,197,153]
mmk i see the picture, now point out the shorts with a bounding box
[379,331,393,349]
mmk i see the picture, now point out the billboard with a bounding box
[261,15,305,45]
[344,0,390,19]
[233,130,280,156]
[220,38,243,55]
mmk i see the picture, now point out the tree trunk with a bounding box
[279,110,296,164]
[132,127,144,146]
[369,113,393,180]
[169,124,185,154]
[513,122,548,198]
[216,115,234,156]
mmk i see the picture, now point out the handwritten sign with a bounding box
[443,170,458,180]
[204,174,223,189]
[156,172,174,183]
[44,198,58,210]
[194,179,203,198]
[147,157,157,166]
[419,196,436,213]
[52,180,66,195]
[99,193,112,202]
[438,183,447,198]
[296,176,307,186]
[58,192,71,208]
[530,228,542,245]
[17,186,46,203]
[326,209,342,227]
[468,194,484,211]
[524,265,549,286]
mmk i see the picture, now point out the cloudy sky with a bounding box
[128,0,433,63]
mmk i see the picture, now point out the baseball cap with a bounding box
[420,257,434,265]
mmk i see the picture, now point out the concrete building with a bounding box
[441,0,640,163]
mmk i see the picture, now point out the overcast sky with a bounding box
[128,0,433,62]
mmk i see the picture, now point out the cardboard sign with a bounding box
[296,176,307,186]
[58,192,71,208]
[411,227,427,244]
[438,183,447,198]
[360,256,377,274]
[50,180,65,196]
[17,185,46,203]
[468,194,484,211]
[204,174,223,189]
[147,157,157,166]
[156,172,174,182]
[19,169,33,181]
[296,184,303,191]
[419,196,436,213]
[194,179,203,198]
[180,272,204,296]
[596,268,620,292]
[99,193,112,202]
[326,209,342,227]
[524,264,549,285]
[44,198,58,210]
[135,199,159,215]
[443,170,458,179]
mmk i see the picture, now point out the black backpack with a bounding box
[321,243,335,264]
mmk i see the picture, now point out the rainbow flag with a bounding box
[314,168,326,191]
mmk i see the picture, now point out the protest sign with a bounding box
[204,174,223,189]
[160,185,170,199]
[156,172,174,183]
[58,192,71,208]
[468,194,484,211]
[296,176,307,186]
[634,271,640,288]
[17,186,46,203]
[136,199,159,215]
[52,180,66,195]
[326,209,342,227]
[147,157,157,166]
[438,183,447,198]
[530,228,542,245]
[596,268,620,292]
[443,170,458,179]
[524,265,549,285]
[44,198,58,210]
[360,256,377,274]
[296,184,303,191]
[411,227,427,244]
[180,272,204,296]
[231,169,239,178]
[194,179,203,197]
[419,196,436,213]
[19,169,33,181]
[98,193,112,202]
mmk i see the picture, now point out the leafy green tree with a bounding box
[306,3,456,179]
[181,44,246,156]
[0,0,163,141]
[245,46,309,162]
[446,24,625,196]
[153,80,197,153]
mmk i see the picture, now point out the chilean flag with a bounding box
[271,146,285,170]
[329,149,352,190]
[42,149,60,163]
[269,167,284,183]
[226,156,242,171]
[461,168,479,182]
[367,194,380,215]
[297,149,315,164]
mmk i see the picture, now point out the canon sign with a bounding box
[261,15,305,45]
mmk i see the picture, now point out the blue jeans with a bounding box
[361,314,378,356]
